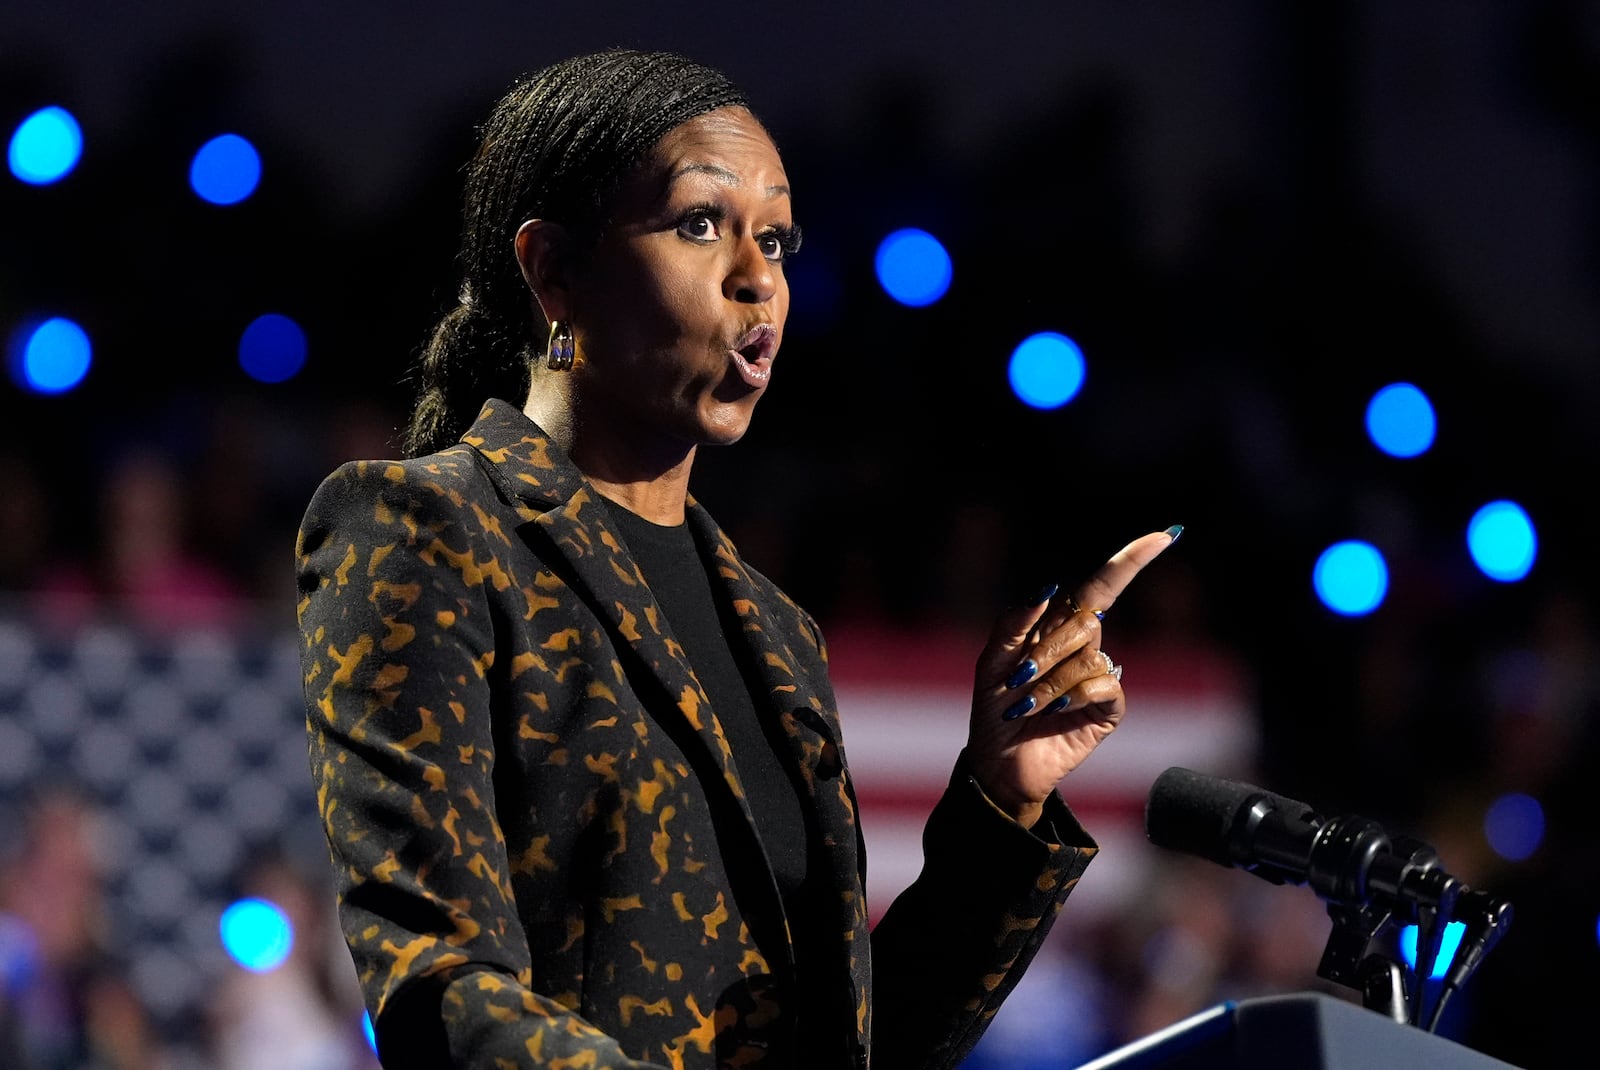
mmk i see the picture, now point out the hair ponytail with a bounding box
[401,299,533,457]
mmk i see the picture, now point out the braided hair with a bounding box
[400,48,753,457]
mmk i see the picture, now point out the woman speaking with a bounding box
[294,46,1178,1070]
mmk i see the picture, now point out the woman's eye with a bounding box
[758,226,801,263]
[678,212,721,242]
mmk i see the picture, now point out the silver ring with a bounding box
[1101,649,1123,682]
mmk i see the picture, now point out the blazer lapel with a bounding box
[688,507,874,1035]
[532,485,749,786]
[688,511,841,737]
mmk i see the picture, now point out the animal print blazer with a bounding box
[296,399,1099,1070]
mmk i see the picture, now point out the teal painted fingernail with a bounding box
[1004,660,1038,690]
[1025,582,1058,607]
[1001,695,1036,721]
[1042,695,1071,715]
[1165,524,1184,542]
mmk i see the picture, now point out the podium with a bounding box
[1072,991,1524,1070]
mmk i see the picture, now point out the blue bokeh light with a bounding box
[1008,332,1086,410]
[219,897,294,972]
[1400,920,1466,980]
[190,133,262,205]
[874,228,952,307]
[8,106,83,185]
[1366,382,1436,458]
[363,1009,377,1053]
[1484,792,1543,862]
[7,317,92,394]
[1312,540,1389,616]
[1467,500,1537,583]
[239,313,308,383]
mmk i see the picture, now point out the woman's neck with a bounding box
[578,451,695,525]
[524,390,695,525]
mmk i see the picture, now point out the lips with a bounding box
[729,323,777,389]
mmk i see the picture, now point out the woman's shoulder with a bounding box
[300,445,495,531]
[317,445,484,489]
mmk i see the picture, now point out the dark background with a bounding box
[3,2,1597,1068]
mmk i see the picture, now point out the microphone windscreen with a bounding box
[1145,766,1265,866]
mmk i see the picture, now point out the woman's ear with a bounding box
[514,219,571,324]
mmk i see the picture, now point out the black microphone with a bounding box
[1144,766,1452,912]
[1146,766,1514,1028]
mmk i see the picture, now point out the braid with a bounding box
[401,48,752,457]
[400,302,529,458]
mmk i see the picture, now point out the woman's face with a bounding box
[566,106,795,456]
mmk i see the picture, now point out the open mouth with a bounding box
[730,324,777,388]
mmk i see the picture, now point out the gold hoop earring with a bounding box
[546,320,575,371]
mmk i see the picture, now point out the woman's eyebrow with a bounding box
[669,162,789,199]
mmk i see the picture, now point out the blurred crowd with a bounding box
[0,781,377,1070]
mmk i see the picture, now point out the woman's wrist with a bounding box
[970,764,1045,829]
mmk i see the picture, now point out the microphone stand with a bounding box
[1306,821,1509,1032]
[1318,898,1408,1023]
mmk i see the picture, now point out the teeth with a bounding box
[731,325,775,386]
[734,350,770,381]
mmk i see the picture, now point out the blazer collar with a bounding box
[460,398,837,731]
[458,398,589,512]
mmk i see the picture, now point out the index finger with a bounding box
[1073,525,1183,616]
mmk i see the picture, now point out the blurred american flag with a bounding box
[822,622,1259,923]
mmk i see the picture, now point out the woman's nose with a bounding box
[724,236,776,304]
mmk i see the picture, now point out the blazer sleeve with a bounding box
[296,458,665,1070]
[866,749,1097,1070]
